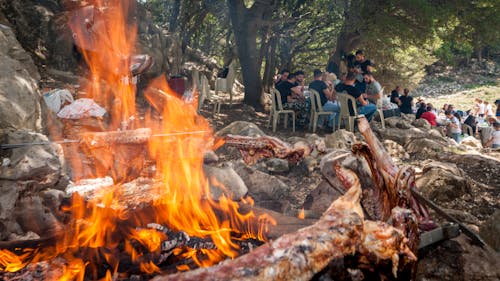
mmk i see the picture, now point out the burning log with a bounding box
[221,134,309,165]
[151,168,416,281]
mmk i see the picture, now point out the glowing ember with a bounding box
[0,0,274,279]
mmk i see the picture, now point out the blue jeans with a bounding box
[319,101,340,127]
[358,103,377,121]
[450,133,461,143]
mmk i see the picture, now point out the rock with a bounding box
[460,136,482,149]
[415,161,469,202]
[405,137,449,156]
[203,150,219,163]
[0,131,65,189]
[0,25,42,132]
[203,164,248,200]
[14,196,63,237]
[262,158,289,173]
[383,139,409,160]
[400,113,415,122]
[480,209,500,251]
[232,160,291,213]
[302,180,343,218]
[0,180,20,221]
[374,126,429,146]
[215,121,266,137]
[415,234,500,281]
[441,209,478,225]
[384,116,415,130]
[324,129,357,150]
[412,118,431,129]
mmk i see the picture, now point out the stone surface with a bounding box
[324,129,357,150]
[0,24,42,132]
[232,160,291,213]
[302,180,343,218]
[261,158,289,173]
[415,234,500,281]
[479,209,500,251]
[203,164,248,200]
[0,131,65,189]
[415,161,469,202]
[14,196,63,237]
[385,117,412,129]
[460,136,483,149]
[412,118,431,129]
[215,121,266,137]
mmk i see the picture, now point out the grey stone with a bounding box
[232,160,291,212]
[262,158,289,173]
[324,129,357,150]
[0,27,42,132]
[412,118,431,129]
[14,196,63,237]
[0,131,64,189]
[302,180,343,218]
[215,121,266,137]
[415,161,469,202]
[479,209,500,251]
[203,164,248,200]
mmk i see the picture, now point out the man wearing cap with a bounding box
[309,69,340,129]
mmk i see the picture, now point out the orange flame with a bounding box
[298,208,305,219]
[1,0,276,279]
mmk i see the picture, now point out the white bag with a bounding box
[43,89,74,113]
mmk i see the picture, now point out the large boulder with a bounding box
[302,180,343,218]
[415,161,469,202]
[0,24,42,132]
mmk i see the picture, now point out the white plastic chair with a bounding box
[215,61,236,105]
[198,74,222,114]
[309,89,336,133]
[268,88,295,132]
[375,87,386,129]
[336,92,359,132]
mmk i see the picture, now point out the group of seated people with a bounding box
[409,98,500,147]
[273,50,378,130]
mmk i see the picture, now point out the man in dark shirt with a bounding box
[309,69,339,128]
[274,69,290,87]
[275,73,297,104]
[335,72,376,121]
[354,50,374,74]
[390,86,401,104]
[275,73,310,126]
[398,88,413,114]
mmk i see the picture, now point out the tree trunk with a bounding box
[263,36,278,93]
[169,0,181,32]
[227,0,270,111]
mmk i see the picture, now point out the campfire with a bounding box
[0,1,274,279]
[1,1,470,281]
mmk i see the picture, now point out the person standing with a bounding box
[309,69,340,128]
[399,88,413,114]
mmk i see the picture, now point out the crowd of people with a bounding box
[273,50,378,130]
[272,50,500,149]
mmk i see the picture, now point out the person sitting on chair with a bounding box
[362,71,382,104]
[309,69,340,128]
[335,72,376,121]
[275,73,310,126]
